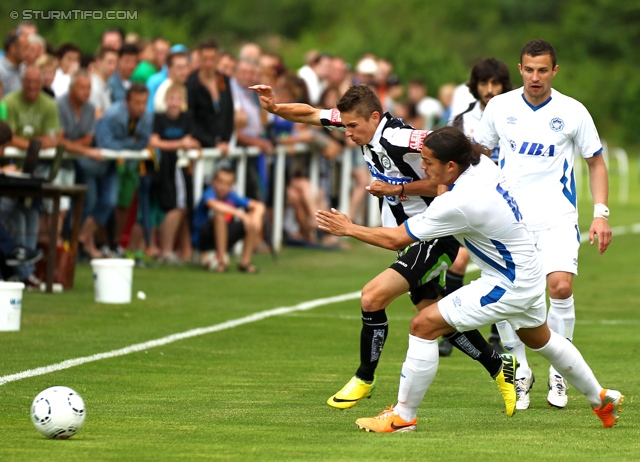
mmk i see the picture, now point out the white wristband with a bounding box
[594,203,609,219]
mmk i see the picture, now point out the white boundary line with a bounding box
[0,292,360,386]
[3,222,640,387]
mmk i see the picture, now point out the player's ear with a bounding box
[370,111,381,124]
[552,65,559,77]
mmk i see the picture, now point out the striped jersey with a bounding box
[475,87,602,230]
[405,155,544,294]
[319,109,432,228]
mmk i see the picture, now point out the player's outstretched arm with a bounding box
[316,208,415,250]
[249,84,323,126]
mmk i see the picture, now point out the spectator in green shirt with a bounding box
[131,39,158,84]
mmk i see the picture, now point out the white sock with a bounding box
[531,331,602,407]
[394,335,439,422]
[547,295,576,377]
[496,320,531,378]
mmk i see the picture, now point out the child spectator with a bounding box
[192,163,265,273]
[148,83,200,264]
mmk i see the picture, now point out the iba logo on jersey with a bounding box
[408,130,429,152]
[550,117,565,132]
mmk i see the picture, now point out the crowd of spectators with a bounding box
[0,23,459,283]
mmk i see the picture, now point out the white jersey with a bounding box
[319,109,432,228]
[405,156,544,294]
[475,87,602,230]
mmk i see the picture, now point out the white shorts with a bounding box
[438,277,547,332]
[529,222,580,276]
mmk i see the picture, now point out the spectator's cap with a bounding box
[170,44,189,54]
[0,121,13,145]
[356,58,378,75]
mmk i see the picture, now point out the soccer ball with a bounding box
[31,386,86,439]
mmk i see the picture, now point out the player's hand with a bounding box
[249,85,277,114]
[316,208,351,236]
[589,217,611,254]
[366,180,401,198]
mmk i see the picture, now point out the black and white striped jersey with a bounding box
[319,109,433,228]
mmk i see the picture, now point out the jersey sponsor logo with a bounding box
[550,117,565,132]
[408,130,429,152]
[507,116,517,125]
[517,141,555,157]
[329,108,341,124]
[395,260,408,267]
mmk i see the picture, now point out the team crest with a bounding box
[509,139,517,151]
[507,117,517,125]
[380,154,392,169]
[550,117,565,132]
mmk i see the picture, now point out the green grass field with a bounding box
[1,159,639,461]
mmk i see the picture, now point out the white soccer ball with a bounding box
[31,386,86,439]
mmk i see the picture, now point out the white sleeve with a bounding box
[474,100,500,149]
[574,103,603,159]
[404,193,468,241]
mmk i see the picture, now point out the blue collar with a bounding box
[521,93,552,112]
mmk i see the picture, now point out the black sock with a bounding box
[489,323,500,340]
[355,309,388,382]
[445,329,502,378]
[444,270,464,297]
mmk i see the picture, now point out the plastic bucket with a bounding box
[91,258,134,304]
[0,282,25,331]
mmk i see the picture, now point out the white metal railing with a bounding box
[3,143,367,252]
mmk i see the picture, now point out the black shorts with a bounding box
[389,236,460,305]
[198,218,246,252]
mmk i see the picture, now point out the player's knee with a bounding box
[408,316,438,340]
[548,280,572,299]
[360,285,387,312]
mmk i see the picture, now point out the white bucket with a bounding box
[91,258,134,304]
[0,282,25,331]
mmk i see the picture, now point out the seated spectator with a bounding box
[35,54,58,98]
[91,83,153,258]
[51,43,81,97]
[192,163,265,273]
[149,83,200,263]
[187,39,234,152]
[2,69,60,287]
[108,43,138,103]
[89,46,118,119]
[0,31,24,97]
[0,121,43,282]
